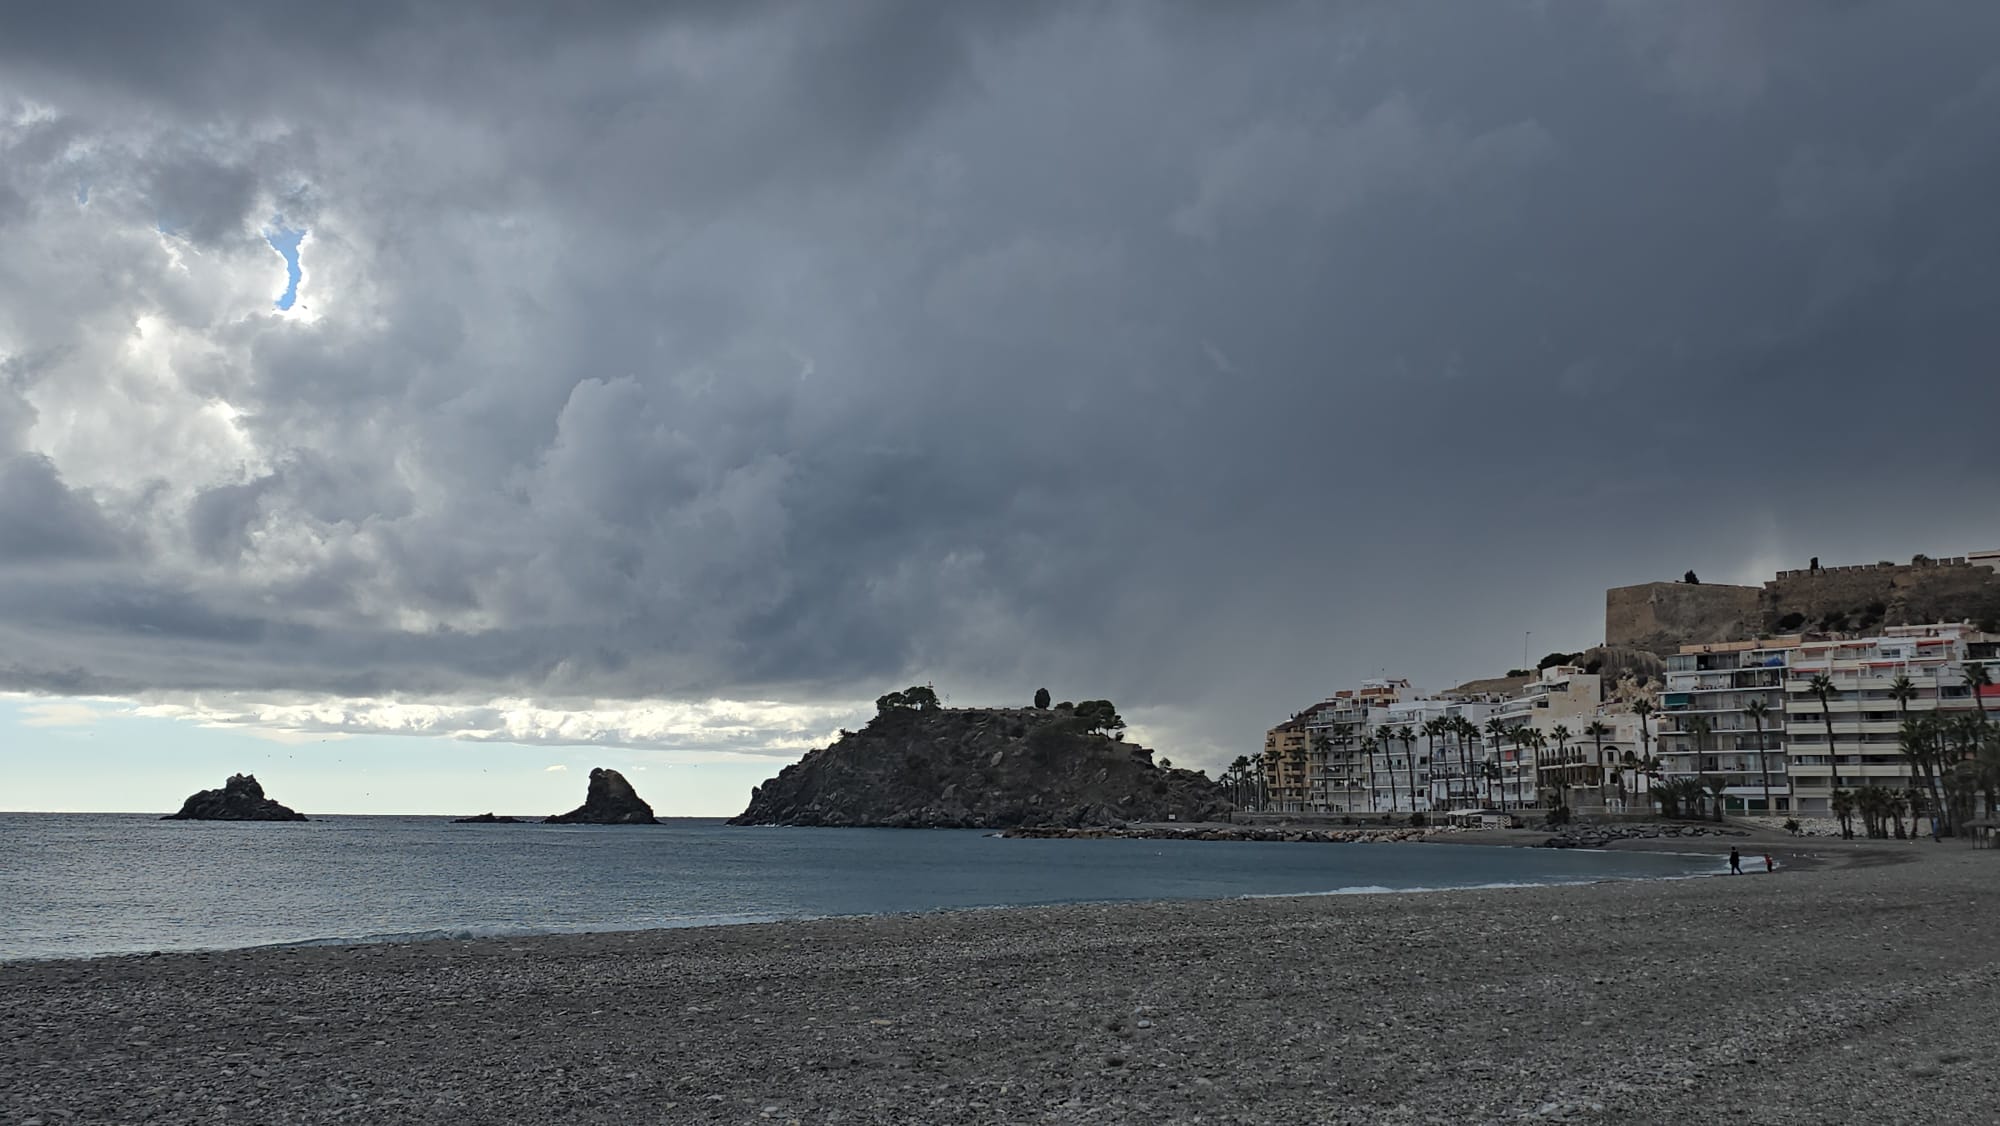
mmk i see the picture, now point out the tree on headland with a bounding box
[876,685,942,715]
[1034,687,1051,710]
[1072,699,1125,734]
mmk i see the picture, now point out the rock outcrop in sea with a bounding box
[730,699,1233,829]
[161,774,308,821]
[545,767,661,825]
[450,812,524,824]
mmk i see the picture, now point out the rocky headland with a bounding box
[730,692,1232,828]
[545,767,660,825]
[160,774,308,821]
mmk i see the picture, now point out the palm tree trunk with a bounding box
[1382,742,1398,815]
[1365,744,1378,815]
[1755,715,1773,817]
[1406,737,1420,817]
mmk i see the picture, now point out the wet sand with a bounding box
[4,838,1995,1124]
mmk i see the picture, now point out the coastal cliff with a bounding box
[730,698,1232,828]
[162,774,308,821]
[545,767,660,825]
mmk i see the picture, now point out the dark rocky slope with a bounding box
[162,774,308,821]
[545,767,660,825]
[730,704,1232,828]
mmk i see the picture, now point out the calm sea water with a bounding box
[0,814,1718,961]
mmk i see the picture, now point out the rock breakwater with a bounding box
[1002,824,1427,844]
[1540,821,1751,848]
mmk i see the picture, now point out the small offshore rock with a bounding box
[161,774,307,821]
[545,768,661,825]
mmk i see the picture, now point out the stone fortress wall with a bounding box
[1604,581,1762,652]
[1607,553,2000,653]
[1762,555,2000,633]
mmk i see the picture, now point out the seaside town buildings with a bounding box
[1254,553,2000,821]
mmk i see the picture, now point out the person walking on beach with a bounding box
[1729,847,1742,875]
[1763,853,1774,873]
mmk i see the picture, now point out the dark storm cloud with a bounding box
[1,1,1997,762]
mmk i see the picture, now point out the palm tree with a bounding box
[1344,728,1376,816]
[1899,716,1948,837]
[1951,713,1998,816]
[1380,732,1402,816]
[1484,717,1510,809]
[1617,749,1639,813]
[1684,713,1712,782]
[1229,755,1253,808]
[1631,698,1655,810]
[1830,788,1856,840]
[1399,724,1420,816]
[1888,673,1932,822]
[1455,717,1476,810]
[1583,720,1611,810]
[1549,724,1572,810]
[1964,663,1993,726]
[1701,775,1729,822]
[1421,719,1444,811]
[1296,744,1312,816]
[1360,736,1392,816]
[1810,672,1846,801]
[1744,698,1774,816]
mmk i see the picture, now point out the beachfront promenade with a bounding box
[5,837,1997,1124]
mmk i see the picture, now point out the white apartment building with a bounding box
[1363,696,1507,814]
[1651,624,1999,816]
[1657,638,1800,814]
[1782,624,1998,815]
[1490,666,1602,808]
[1297,679,1408,813]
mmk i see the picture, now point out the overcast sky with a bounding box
[3,2,1998,814]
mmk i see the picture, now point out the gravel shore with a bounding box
[5,838,1996,1125]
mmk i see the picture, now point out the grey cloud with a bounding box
[0,456,126,562]
[0,2,1996,768]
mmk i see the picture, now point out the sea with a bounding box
[0,814,1719,962]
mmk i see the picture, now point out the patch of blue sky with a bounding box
[265,224,306,310]
[76,183,90,206]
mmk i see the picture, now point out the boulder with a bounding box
[161,774,307,821]
[545,768,660,825]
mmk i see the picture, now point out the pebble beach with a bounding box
[5,835,1996,1125]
